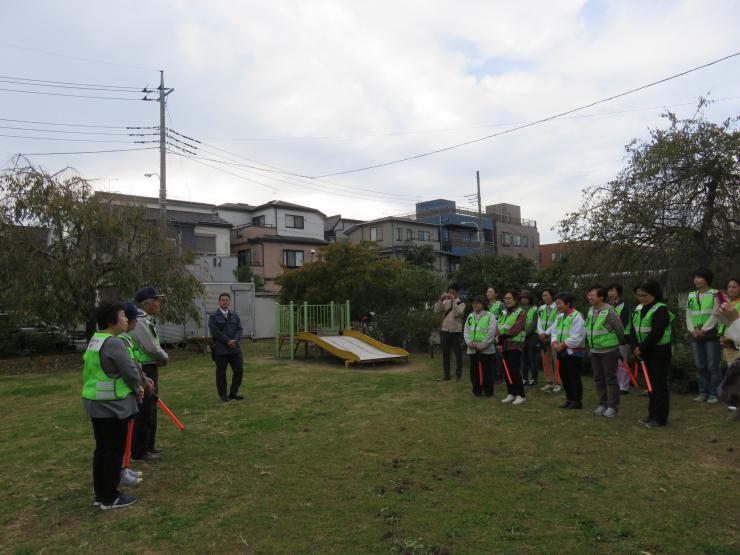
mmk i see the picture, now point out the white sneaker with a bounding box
[552,385,562,392]
[729,406,738,411]
[593,405,606,416]
[512,395,527,405]
[603,407,618,418]
[123,468,143,479]
[706,395,719,404]
[501,394,515,403]
[693,394,708,402]
[540,384,553,391]
[120,468,143,487]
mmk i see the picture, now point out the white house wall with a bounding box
[194,225,231,255]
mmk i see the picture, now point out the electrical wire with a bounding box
[0,87,144,101]
[309,50,740,178]
[0,125,157,136]
[17,147,159,155]
[0,117,147,129]
[0,76,144,92]
[0,133,156,143]
[0,42,158,72]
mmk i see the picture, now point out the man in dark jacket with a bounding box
[208,292,244,402]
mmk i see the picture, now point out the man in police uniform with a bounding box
[131,286,168,461]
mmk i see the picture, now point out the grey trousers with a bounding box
[591,350,621,409]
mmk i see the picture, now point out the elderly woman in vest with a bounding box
[464,295,497,397]
[551,292,586,409]
[497,290,527,405]
[519,290,539,386]
[686,268,721,403]
[82,301,143,509]
[585,284,625,417]
[631,280,673,428]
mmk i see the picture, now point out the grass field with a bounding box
[1,341,738,554]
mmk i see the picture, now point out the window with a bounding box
[513,234,522,247]
[238,249,252,266]
[396,227,403,241]
[194,234,216,254]
[522,235,529,248]
[406,229,414,241]
[552,252,563,262]
[283,250,304,268]
[501,232,512,246]
[285,214,304,229]
[369,226,383,241]
[252,215,265,227]
[418,230,431,241]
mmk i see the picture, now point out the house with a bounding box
[486,203,539,264]
[324,214,365,242]
[343,217,450,273]
[220,201,328,292]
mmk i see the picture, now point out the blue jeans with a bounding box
[692,338,722,396]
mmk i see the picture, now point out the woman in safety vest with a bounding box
[497,290,527,405]
[686,268,721,403]
[537,288,559,392]
[82,301,143,509]
[631,280,673,428]
[585,284,625,417]
[486,285,505,384]
[519,290,539,386]
[464,295,498,397]
[607,283,632,395]
[551,292,586,409]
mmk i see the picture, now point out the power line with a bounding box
[0,125,157,136]
[0,42,158,72]
[0,87,144,101]
[17,146,158,155]
[0,76,144,92]
[0,117,145,129]
[0,133,155,143]
[310,50,740,178]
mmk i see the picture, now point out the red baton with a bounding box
[158,399,185,431]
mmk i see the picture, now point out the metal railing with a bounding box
[275,300,351,359]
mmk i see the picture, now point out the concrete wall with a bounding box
[193,225,231,256]
[251,206,325,241]
[254,294,278,339]
[187,255,238,283]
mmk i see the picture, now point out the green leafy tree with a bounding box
[402,244,436,270]
[234,264,265,290]
[454,254,535,298]
[0,161,203,337]
[559,101,739,294]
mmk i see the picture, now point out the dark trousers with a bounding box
[503,350,526,397]
[215,351,244,398]
[440,331,463,378]
[469,352,495,396]
[559,354,583,404]
[132,363,158,457]
[91,417,128,504]
[521,336,539,382]
[645,354,670,425]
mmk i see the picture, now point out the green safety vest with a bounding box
[488,300,504,320]
[632,303,673,346]
[119,332,142,364]
[467,312,492,342]
[687,289,716,329]
[555,310,580,346]
[585,306,619,349]
[138,317,161,364]
[81,332,134,401]
[499,307,524,342]
[537,304,557,332]
[613,301,631,335]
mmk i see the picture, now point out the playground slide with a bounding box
[296,329,409,367]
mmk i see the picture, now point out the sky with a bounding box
[1,0,738,242]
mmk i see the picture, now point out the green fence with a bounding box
[275,301,351,359]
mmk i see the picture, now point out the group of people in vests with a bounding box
[81,287,169,510]
[444,267,740,427]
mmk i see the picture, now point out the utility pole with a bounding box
[158,71,173,234]
[476,170,484,256]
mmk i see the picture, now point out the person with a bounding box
[208,292,245,402]
[131,286,168,462]
[607,283,632,395]
[551,292,586,409]
[82,300,143,510]
[519,290,539,386]
[463,295,497,397]
[585,285,625,417]
[718,299,740,420]
[686,268,721,403]
[632,280,673,428]
[719,278,740,368]
[433,283,466,381]
[486,285,505,383]
[537,288,559,392]
[497,290,527,405]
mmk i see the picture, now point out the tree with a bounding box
[402,244,436,270]
[559,102,740,293]
[0,160,203,336]
[453,254,536,298]
[234,265,265,291]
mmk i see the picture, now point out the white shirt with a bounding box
[551,310,586,353]
[537,303,558,335]
[220,308,229,318]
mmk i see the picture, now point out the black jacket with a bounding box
[208,310,243,355]
[630,301,671,359]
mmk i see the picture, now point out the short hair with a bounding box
[447,282,459,292]
[692,268,713,286]
[587,284,607,300]
[486,285,499,294]
[634,280,663,301]
[519,290,535,304]
[96,300,125,330]
[219,292,231,300]
[541,287,555,298]
[502,289,518,301]
[555,292,575,306]
[472,295,488,309]
[607,283,623,296]
[728,277,740,288]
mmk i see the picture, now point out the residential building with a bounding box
[221,201,328,292]
[324,214,365,242]
[343,217,450,273]
[486,203,539,264]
